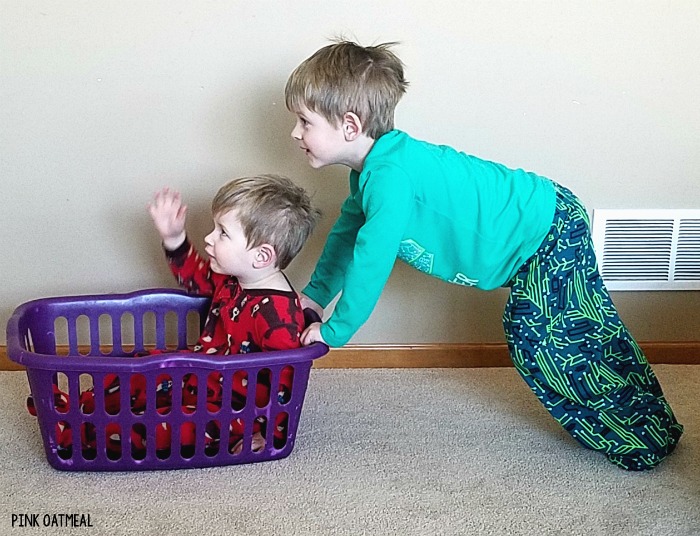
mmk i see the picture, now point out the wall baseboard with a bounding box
[312,341,700,368]
[2,341,698,371]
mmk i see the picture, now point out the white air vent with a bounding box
[591,209,700,290]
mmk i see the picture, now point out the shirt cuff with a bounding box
[164,237,190,260]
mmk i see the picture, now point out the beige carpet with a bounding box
[1,365,698,536]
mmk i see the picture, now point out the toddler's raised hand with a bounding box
[147,188,188,250]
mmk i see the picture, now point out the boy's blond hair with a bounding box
[212,174,320,270]
[285,40,409,139]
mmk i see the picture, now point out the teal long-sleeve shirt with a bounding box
[303,130,557,347]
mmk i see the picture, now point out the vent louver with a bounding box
[591,209,700,290]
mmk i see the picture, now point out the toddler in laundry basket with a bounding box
[64,175,321,459]
[148,174,320,453]
[284,39,683,470]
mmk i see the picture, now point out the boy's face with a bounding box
[290,106,347,169]
[204,210,258,278]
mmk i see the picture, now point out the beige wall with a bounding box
[2,1,699,345]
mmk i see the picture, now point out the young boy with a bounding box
[285,40,683,470]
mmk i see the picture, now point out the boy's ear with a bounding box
[253,244,277,269]
[341,112,363,141]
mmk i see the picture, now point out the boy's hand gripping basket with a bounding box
[6,289,328,471]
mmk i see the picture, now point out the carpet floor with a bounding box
[1,365,698,536]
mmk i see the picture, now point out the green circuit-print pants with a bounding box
[503,183,683,470]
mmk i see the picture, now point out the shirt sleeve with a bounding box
[319,167,414,346]
[302,193,365,308]
[165,238,225,297]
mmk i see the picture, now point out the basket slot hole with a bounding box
[256,368,272,408]
[274,412,289,450]
[180,423,195,459]
[143,311,159,349]
[55,421,72,459]
[205,420,221,457]
[23,328,35,352]
[278,366,294,405]
[252,416,267,453]
[182,373,198,414]
[156,423,171,460]
[231,371,248,411]
[229,418,245,456]
[79,373,94,392]
[106,423,122,461]
[155,374,173,415]
[207,372,223,413]
[120,313,135,354]
[187,310,202,347]
[79,374,94,415]
[98,314,113,355]
[103,374,121,415]
[164,311,179,350]
[81,423,97,460]
[131,423,147,460]
[130,374,147,415]
[76,315,90,355]
[54,317,69,356]
[53,372,70,413]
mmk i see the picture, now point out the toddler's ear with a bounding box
[342,112,363,141]
[253,244,277,269]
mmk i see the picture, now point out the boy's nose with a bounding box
[204,230,214,245]
[291,122,302,140]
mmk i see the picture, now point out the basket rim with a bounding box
[7,288,329,370]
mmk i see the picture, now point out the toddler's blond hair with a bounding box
[212,174,320,269]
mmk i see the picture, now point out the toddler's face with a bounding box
[203,210,257,278]
[290,106,346,169]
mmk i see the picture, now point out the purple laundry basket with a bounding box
[6,289,328,471]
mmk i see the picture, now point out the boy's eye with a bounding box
[220,229,228,238]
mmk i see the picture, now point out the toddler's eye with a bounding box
[220,230,228,238]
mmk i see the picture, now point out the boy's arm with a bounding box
[302,194,365,309]
[164,239,218,296]
[318,169,414,347]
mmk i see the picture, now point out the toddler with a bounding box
[284,40,682,470]
[144,173,320,455]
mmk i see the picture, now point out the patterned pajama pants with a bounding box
[503,184,683,470]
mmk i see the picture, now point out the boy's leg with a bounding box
[503,184,683,470]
